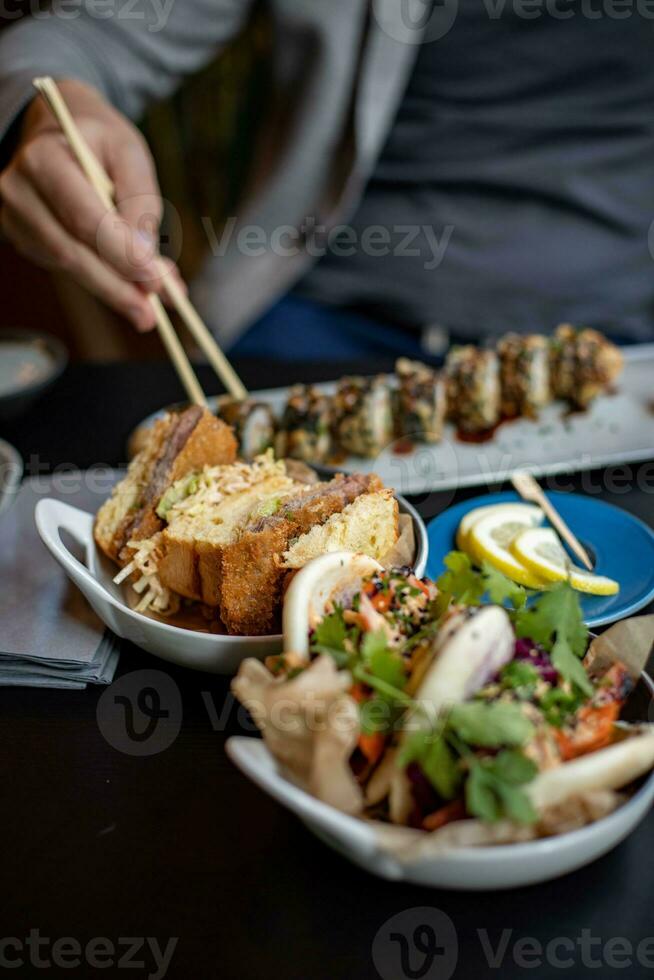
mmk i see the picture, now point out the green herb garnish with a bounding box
[500,660,540,696]
[514,584,591,696]
[466,751,538,824]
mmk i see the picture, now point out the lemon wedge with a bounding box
[456,502,543,551]
[466,507,549,589]
[511,527,619,596]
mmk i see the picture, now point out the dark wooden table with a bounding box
[2,359,654,980]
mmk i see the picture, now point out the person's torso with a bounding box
[298,1,654,341]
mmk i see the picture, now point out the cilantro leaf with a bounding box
[355,631,409,735]
[466,751,538,824]
[398,731,462,801]
[421,736,462,800]
[448,702,534,748]
[436,552,485,605]
[359,698,394,735]
[539,686,584,727]
[481,561,528,609]
[500,660,540,695]
[514,584,591,695]
[310,608,350,667]
[551,634,593,697]
[491,749,538,785]
[466,763,502,822]
[495,781,538,825]
[361,630,407,695]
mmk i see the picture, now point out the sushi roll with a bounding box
[445,346,501,434]
[275,384,332,464]
[497,333,551,419]
[551,324,623,410]
[332,375,394,458]
[394,358,447,444]
[216,397,276,460]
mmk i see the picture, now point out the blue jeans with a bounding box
[228,296,426,361]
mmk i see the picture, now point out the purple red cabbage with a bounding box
[514,637,558,684]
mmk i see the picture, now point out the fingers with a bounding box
[1,174,156,332]
[0,99,176,334]
[14,135,165,291]
[110,135,163,244]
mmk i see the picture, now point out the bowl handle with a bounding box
[35,498,123,634]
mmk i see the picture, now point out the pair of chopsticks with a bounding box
[511,470,594,570]
[32,76,248,408]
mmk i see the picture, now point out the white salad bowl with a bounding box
[226,673,654,889]
[35,494,427,674]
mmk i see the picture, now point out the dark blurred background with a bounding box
[0,3,268,361]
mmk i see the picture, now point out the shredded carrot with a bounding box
[371,592,391,613]
[555,702,620,761]
[422,799,466,832]
[358,732,386,765]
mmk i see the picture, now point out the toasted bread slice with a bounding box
[218,473,381,635]
[158,474,302,604]
[94,414,173,563]
[94,407,236,564]
[282,489,399,569]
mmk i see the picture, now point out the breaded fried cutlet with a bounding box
[218,473,381,635]
[94,406,237,564]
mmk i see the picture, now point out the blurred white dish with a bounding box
[227,669,654,890]
[35,494,427,674]
[0,439,22,517]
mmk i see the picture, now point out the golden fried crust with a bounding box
[169,410,237,483]
[219,523,292,635]
[217,473,380,635]
[196,539,226,608]
[94,414,175,563]
[157,536,202,602]
[117,410,237,562]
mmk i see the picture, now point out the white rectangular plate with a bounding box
[248,344,654,496]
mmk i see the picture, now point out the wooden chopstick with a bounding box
[33,77,207,408]
[33,77,248,403]
[510,470,594,571]
[161,275,248,400]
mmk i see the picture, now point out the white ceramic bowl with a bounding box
[35,494,427,674]
[0,438,22,516]
[226,672,654,889]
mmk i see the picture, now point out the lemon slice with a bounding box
[568,568,620,596]
[511,527,620,596]
[456,502,543,551]
[467,508,549,589]
[510,527,571,583]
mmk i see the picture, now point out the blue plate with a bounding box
[426,491,654,628]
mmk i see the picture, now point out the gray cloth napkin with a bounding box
[0,471,122,689]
